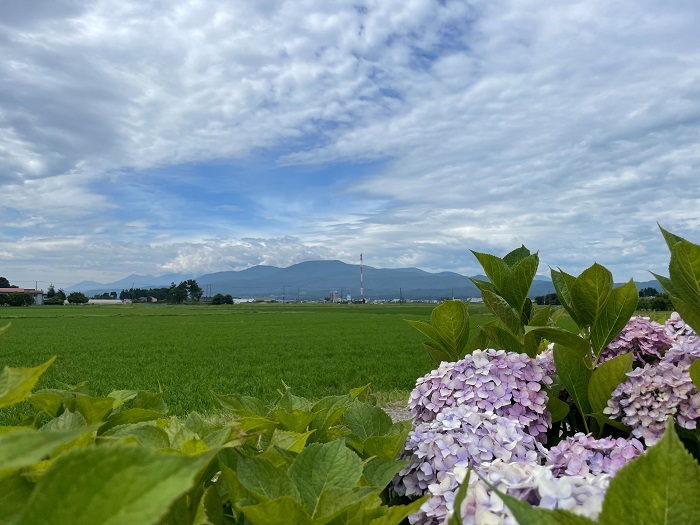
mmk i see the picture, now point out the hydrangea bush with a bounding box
[396,227,700,524]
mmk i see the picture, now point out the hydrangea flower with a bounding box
[394,406,540,499]
[543,433,644,477]
[665,311,697,341]
[605,336,700,445]
[408,349,552,441]
[598,316,672,364]
[413,460,610,525]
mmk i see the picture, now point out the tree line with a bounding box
[534,286,674,311]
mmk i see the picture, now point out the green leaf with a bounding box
[361,432,409,461]
[446,469,470,525]
[0,356,56,409]
[288,441,363,516]
[212,392,269,417]
[430,300,470,357]
[273,408,318,433]
[691,359,700,391]
[362,459,409,489]
[308,395,352,443]
[570,263,613,327]
[28,390,67,417]
[669,240,700,329]
[471,251,510,293]
[344,401,393,442]
[659,224,688,250]
[102,422,171,449]
[0,473,33,525]
[553,344,592,417]
[107,390,139,409]
[546,396,570,423]
[237,455,300,502]
[192,485,224,525]
[551,268,581,327]
[503,245,531,267]
[501,253,539,314]
[98,408,164,435]
[240,496,313,525]
[599,422,700,525]
[16,445,216,525]
[588,413,631,434]
[314,487,379,521]
[478,322,523,353]
[468,327,491,353]
[528,304,551,326]
[406,320,454,361]
[131,390,168,414]
[492,485,597,524]
[0,426,96,477]
[469,278,496,297]
[590,280,638,357]
[422,341,453,365]
[588,352,632,415]
[40,409,87,431]
[74,395,115,424]
[349,384,371,402]
[523,326,589,356]
[481,289,522,337]
[368,496,428,525]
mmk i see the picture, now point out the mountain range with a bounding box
[65,260,662,301]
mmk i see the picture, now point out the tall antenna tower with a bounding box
[360,253,364,303]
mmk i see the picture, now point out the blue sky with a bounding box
[1,0,700,288]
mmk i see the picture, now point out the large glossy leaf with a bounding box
[690,359,700,391]
[471,251,510,293]
[16,445,216,525]
[492,485,596,524]
[344,401,393,442]
[406,320,455,361]
[308,395,352,443]
[523,326,589,356]
[429,300,470,357]
[590,280,638,357]
[98,408,164,435]
[0,473,33,525]
[481,289,522,337]
[503,245,531,267]
[659,224,688,250]
[288,441,363,516]
[240,496,313,525]
[314,487,379,522]
[273,408,318,434]
[0,356,56,409]
[74,395,116,424]
[669,240,700,320]
[478,322,523,354]
[553,344,592,417]
[192,485,223,525]
[361,432,409,461]
[546,396,570,423]
[599,423,700,525]
[0,426,96,476]
[102,422,171,449]
[368,496,428,525]
[551,268,581,327]
[212,392,269,417]
[237,455,300,502]
[588,352,632,415]
[362,459,409,489]
[501,253,538,313]
[570,263,613,327]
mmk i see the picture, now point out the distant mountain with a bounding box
[66,273,191,295]
[65,261,663,301]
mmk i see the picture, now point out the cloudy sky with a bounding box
[1,0,699,288]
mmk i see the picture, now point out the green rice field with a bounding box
[0,302,500,422]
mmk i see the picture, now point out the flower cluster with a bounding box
[408,349,552,441]
[605,331,700,445]
[395,406,539,500]
[420,460,610,525]
[598,316,672,364]
[543,433,644,477]
[665,311,697,341]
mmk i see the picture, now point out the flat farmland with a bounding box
[0,303,497,420]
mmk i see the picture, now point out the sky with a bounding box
[1,0,699,289]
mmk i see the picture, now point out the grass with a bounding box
[0,302,497,423]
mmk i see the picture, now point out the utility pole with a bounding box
[400,288,403,304]
[283,286,286,303]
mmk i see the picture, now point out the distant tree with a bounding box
[67,292,89,304]
[651,293,673,311]
[211,293,224,305]
[110,291,117,299]
[639,286,660,298]
[0,277,11,288]
[168,282,189,304]
[534,293,560,306]
[45,288,66,305]
[223,294,234,305]
[7,292,33,306]
[47,284,56,298]
[0,293,8,306]
[186,279,203,302]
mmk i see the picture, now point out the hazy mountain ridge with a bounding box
[65,261,662,301]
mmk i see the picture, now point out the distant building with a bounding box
[0,288,44,305]
[87,299,129,305]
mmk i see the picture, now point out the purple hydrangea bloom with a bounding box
[394,406,540,499]
[605,336,700,445]
[598,316,672,365]
[543,433,644,477]
[408,349,552,441]
[412,460,610,525]
[665,311,697,341]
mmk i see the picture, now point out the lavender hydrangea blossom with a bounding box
[394,406,540,499]
[408,349,552,441]
[543,433,644,477]
[665,311,697,341]
[598,316,672,364]
[605,335,700,445]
